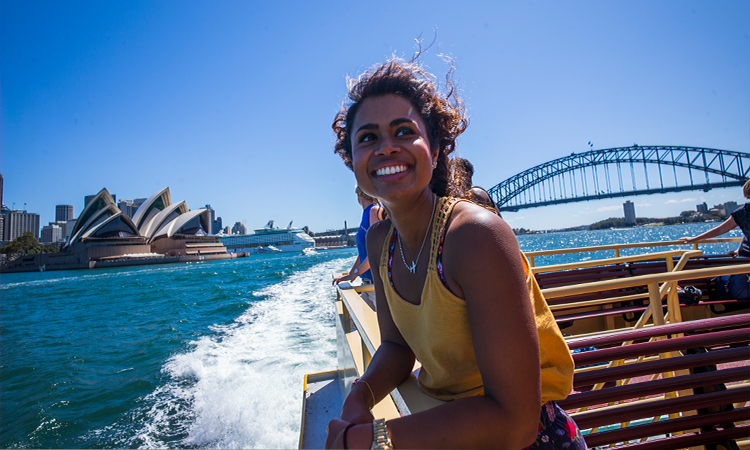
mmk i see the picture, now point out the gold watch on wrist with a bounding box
[371,418,393,450]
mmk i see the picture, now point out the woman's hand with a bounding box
[325,420,371,449]
[340,382,375,424]
[340,394,374,425]
[333,273,354,285]
[325,419,349,449]
[679,236,696,244]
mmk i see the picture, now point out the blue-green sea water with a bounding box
[0,223,743,448]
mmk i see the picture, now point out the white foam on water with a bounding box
[131,256,351,449]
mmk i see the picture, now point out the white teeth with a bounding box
[376,165,407,176]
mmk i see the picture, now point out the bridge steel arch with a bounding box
[487,146,749,212]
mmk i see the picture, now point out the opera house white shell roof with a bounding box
[65,186,213,248]
[66,188,140,247]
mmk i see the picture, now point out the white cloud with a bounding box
[636,203,651,207]
[597,205,622,212]
[665,198,697,204]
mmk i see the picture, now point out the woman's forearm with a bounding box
[347,341,414,406]
[346,394,538,450]
[683,217,737,242]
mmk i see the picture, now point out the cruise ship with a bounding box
[218,221,315,254]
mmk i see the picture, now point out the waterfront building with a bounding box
[724,201,739,215]
[232,222,247,235]
[223,226,231,234]
[133,188,228,257]
[117,199,145,219]
[697,202,708,214]
[52,220,76,241]
[213,216,222,235]
[41,224,62,244]
[205,205,216,234]
[56,205,74,222]
[4,210,40,240]
[2,187,232,272]
[623,200,636,226]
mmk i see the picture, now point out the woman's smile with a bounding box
[375,164,409,177]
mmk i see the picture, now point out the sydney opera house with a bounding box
[1,187,235,272]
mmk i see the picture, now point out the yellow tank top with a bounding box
[379,197,574,403]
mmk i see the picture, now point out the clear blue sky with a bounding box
[2,0,748,233]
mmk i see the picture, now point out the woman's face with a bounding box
[350,94,437,204]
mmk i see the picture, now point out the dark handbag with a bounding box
[677,285,702,305]
[714,273,750,301]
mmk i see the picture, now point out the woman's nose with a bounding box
[376,136,400,156]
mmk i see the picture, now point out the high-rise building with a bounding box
[724,201,739,215]
[117,199,142,219]
[4,211,40,241]
[56,205,74,222]
[232,222,247,235]
[696,202,708,214]
[623,201,636,226]
[205,205,216,234]
[51,220,76,240]
[214,217,223,235]
[223,226,231,235]
[41,224,63,244]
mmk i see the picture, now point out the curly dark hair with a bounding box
[332,57,469,197]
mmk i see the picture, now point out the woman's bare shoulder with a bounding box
[449,200,513,240]
[366,218,392,245]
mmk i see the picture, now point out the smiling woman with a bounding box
[326,58,585,450]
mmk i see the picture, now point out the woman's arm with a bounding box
[333,256,361,285]
[680,216,737,244]
[326,220,416,447]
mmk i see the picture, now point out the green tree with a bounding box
[0,232,49,255]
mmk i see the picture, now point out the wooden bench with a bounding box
[537,253,750,332]
[560,314,750,449]
[537,251,701,332]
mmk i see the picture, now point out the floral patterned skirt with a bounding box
[524,401,587,449]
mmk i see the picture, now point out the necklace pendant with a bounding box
[407,262,416,273]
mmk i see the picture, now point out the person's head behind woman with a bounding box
[744,180,750,200]
[333,57,469,198]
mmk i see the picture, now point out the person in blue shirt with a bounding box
[333,186,385,309]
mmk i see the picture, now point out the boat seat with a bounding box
[561,314,750,450]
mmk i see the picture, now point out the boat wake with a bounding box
[90,256,351,449]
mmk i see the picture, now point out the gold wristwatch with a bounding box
[371,418,393,450]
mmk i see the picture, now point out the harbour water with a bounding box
[0,222,743,449]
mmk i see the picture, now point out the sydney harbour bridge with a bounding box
[487,146,749,212]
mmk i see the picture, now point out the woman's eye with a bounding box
[358,133,376,143]
[396,126,413,136]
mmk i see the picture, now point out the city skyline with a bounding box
[2,1,748,232]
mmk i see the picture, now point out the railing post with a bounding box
[648,281,666,326]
